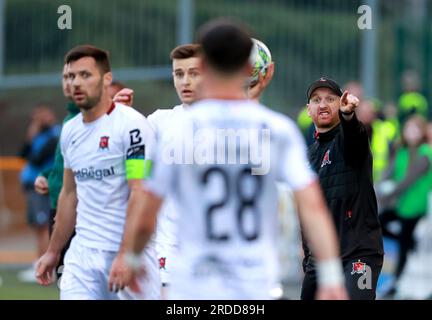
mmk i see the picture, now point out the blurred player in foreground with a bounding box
[247,38,302,298]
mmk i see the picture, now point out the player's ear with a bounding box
[104,72,113,87]
[306,104,311,117]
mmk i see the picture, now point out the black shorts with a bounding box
[26,190,50,227]
[301,254,383,300]
[49,208,75,278]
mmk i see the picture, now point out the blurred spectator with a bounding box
[382,102,400,140]
[343,80,364,102]
[18,105,60,282]
[34,65,80,281]
[296,106,315,146]
[108,80,125,98]
[356,99,377,137]
[357,99,398,181]
[398,70,428,124]
[108,80,136,107]
[426,121,432,146]
[377,115,432,296]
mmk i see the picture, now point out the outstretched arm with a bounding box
[338,91,370,166]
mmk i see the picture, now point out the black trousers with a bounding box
[301,254,383,300]
[379,208,422,280]
[48,208,75,278]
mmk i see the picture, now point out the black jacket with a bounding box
[302,112,384,268]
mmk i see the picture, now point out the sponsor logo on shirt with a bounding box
[73,166,115,181]
[127,144,145,159]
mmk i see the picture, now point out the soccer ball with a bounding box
[249,38,272,87]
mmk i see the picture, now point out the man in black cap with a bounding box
[301,77,384,300]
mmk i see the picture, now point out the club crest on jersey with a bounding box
[99,136,109,150]
[351,260,367,275]
[159,257,166,270]
[321,149,331,168]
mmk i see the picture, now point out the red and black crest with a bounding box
[351,260,367,275]
[321,149,331,168]
[99,136,109,149]
[159,257,166,270]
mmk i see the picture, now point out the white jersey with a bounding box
[146,99,316,299]
[147,104,184,247]
[60,103,155,251]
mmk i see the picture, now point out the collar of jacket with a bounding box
[314,123,340,143]
[67,102,80,115]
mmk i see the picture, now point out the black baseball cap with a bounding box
[307,77,343,101]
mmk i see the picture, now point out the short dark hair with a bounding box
[64,45,111,74]
[197,18,253,73]
[170,44,202,60]
[110,80,125,90]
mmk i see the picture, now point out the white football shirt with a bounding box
[146,99,316,299]
[60,103,155,251]
[147,104,184,247]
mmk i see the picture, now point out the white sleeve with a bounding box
[144,138,176,198]
[122,113,156,180]
[278,120,316,190]
[144,116,186,198]
[146,110,161,142]
[147,112,158,132]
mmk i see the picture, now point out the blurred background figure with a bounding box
[17,105,60,282]
[33,65,80,283]
[108,80,126,99]
[398,70,428,124]
[343,80,364,102]
[377,115,432,298]
[356,98,377,137]
[356,99,398,182]
[382,102,400,139]
[426,121,432,146]
[296,106,315,146]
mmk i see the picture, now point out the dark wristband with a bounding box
[340,110,354,116]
